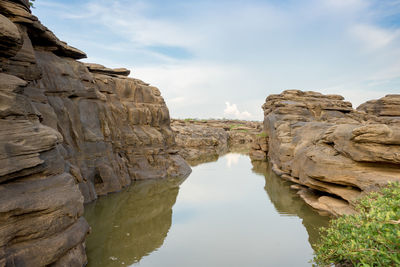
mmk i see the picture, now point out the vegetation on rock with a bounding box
[256,131,268,138]
[313,182,400,266]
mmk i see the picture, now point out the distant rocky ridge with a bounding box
[0,0,190,265]
[257,90,400,216]
[171,119,262,165]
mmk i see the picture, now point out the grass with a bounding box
[229,124,243,130]
[313,182,400,266]
[183,118,197,122]
[256,132,268,138]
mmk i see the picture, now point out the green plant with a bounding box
[313,182,400,266]
[29,0,35,8]
[256,132,268,138]
[229,124,242,130]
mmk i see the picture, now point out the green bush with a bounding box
[313,182,400,266]
[256,131,268,138]
[229,124,242,130]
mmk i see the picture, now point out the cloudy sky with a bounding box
[33,0,400,120]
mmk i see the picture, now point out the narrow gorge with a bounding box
[1,0,399,266]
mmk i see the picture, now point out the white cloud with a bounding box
[225,153,240,168]
[350,24,400,51]
[224,102,252,120]
[323,0,367,9]
[60,1,201,50]
[168,97,185,104]
[35,0,400,120]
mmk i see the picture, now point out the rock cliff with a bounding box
[260,90,400,216]
[0,0,190,265]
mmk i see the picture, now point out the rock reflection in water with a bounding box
[187,145,250,167]
[251,160,330,247]
[84,176,187,267]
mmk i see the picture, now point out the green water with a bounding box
[84,153,330,267]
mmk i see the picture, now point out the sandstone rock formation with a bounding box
[171,119,262,165]
[0,0,190,265]
[260,90,400,216]
[249,132,268,161]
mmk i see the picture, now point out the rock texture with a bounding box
[0,0,190,265]
[171,119,262,165]
[261,90,400,216]
[249,132,268,161]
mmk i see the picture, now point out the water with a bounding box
[84,153,330,267]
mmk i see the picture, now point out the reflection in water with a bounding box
[225,153,240,167]
[251,161,330,248]
[85,154,330,267]
[84,176,187,266]
[187,144,250,167]
[187,153,220,167]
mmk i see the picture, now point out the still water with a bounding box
[84,153,330,267]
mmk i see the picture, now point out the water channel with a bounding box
[84,153,330,267]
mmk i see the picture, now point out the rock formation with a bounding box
[171,119,262,165]
[259,90,400,216]
[249,132,268,161]
[0,0,190,265]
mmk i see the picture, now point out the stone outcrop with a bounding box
[171,119,262,165]
[0,0,190,265]
[249,132,268,161]
[261,90,400,216]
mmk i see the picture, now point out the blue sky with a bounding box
[33,0,400,120]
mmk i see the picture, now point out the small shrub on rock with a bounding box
[313,182,400,266]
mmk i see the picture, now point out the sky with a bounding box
[33,0,400,120]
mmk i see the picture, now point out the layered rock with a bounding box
[262,90,400,216]
[171,119,262,165]
[249,132,268,161]
[0,0,190,265]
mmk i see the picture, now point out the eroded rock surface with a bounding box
[171,119,262,165]
[0,0,190,265]
[261,90,400,216]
